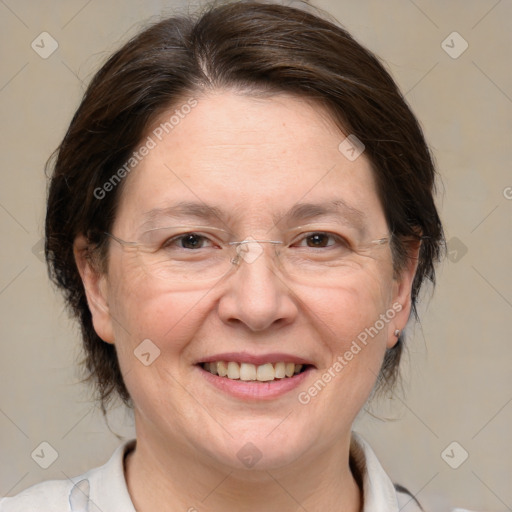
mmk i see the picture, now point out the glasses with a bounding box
[105,224,391,288]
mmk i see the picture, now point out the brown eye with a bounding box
[305,233,332,248]
[182,234,206,249]
[164,233,212,250]
[294,232,346,249]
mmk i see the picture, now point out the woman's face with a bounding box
[84,91,415,469]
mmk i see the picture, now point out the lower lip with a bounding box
[196,365,314,400]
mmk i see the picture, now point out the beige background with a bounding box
[1,1,511,510]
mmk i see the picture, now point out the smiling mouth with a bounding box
[199,361,312,382]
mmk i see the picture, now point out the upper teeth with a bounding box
[202,361,304,381]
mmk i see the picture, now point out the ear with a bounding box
[387,240,421,349]
[73,235,115,344]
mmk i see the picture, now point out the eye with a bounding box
[293,232,348,249]
[163,233,214,250]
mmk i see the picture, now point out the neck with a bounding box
[125,429,362,512]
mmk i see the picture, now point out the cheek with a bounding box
[295,264,393,401]
[107,284,211,411]
[310,289,390,374]
[107,265,210,361]
[299,262,394,339]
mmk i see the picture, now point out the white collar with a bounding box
[73,439,136,512]
[350,432,415,511]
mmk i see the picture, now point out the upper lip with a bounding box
[197,352,316,367]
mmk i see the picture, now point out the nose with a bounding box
[217,240,299,332]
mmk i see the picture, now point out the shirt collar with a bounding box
[350,431,401,512]
[76,440,136,512]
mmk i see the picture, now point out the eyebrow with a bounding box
[273,199,366,231]
[140,202,227,229]
[139,199,367,232]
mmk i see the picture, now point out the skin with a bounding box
[75,90,419,512]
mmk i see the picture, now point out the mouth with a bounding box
[194,353,316,400]
[198,361,313,382]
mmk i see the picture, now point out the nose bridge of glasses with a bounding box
[229,237,284,266]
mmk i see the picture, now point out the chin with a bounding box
[202,423,316,472]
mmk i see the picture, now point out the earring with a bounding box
[394,329,400,337]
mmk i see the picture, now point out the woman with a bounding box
[1,1,444,511]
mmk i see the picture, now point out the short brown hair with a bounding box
[45,0,444,409]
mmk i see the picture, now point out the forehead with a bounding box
[114,91,386,233]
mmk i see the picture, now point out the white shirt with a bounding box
[0,433,422,511]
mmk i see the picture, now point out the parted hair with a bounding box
[45,0,444,409]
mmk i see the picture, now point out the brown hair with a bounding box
[45,0,444,409]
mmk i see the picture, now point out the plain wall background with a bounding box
[1,1,511,510]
